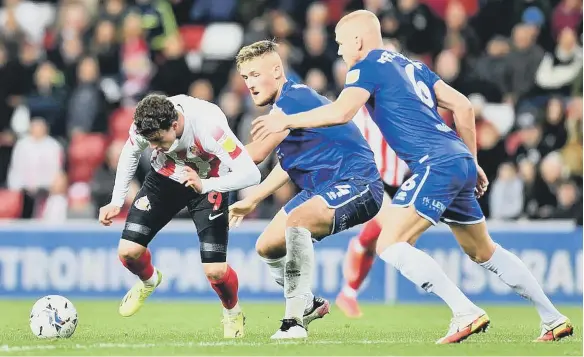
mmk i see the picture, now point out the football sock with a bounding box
[119,249,157,286]
[346,239,376,291]
[480,244,562,324]
[208,265,239,310]
[284,227,314,323]
[261,255,285,287]
[260,252,315,313]
[357,219,381,249]
[379,242,480,315]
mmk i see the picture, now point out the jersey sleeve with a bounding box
[344,59,378,94]
[196,104,261,193]
[110,125,148,207]
[420,61,441,87]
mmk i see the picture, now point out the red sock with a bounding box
[119,249,155,281]
[208,265,239,310]
[357,219,381,250]
[347,252,375,290]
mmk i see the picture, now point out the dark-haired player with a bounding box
[98,94,260,338]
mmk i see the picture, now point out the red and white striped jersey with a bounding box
[352,107,409,187]
[110,95,259,206]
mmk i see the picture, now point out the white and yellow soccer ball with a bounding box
[29,295,78,339]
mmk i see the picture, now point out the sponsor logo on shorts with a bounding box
[134,196,151,211]
[208,212,224,221]
[422,197,446,213]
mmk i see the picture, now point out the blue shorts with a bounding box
[392,157,485,225]
[284,178,384,238]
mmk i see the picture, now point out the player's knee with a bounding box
[465,242,496,263]
[375,231,409,256]
[203,263,228,281]
[117,240,146,261]
[255,238,285,259]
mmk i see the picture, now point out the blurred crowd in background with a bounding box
[0,0,581,224]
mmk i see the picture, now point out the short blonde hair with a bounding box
[235,40,278,69]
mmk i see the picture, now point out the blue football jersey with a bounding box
[344,49,473,170]
[274,81,380,191]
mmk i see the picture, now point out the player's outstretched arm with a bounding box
[100,137,145,226]
[245,130,289,164]
[250,88,370,141]
[228,163,290,228]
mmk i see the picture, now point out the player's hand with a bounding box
[475,164,489,198]
[99,204,121,226]
[182,166,203,193]
[228,199,258,228]
[251,112,288,141]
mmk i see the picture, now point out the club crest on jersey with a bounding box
[134,196,151,211]
[345,69,360,84]
[189,145,200,156]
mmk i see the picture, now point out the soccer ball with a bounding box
[29,295,78,339]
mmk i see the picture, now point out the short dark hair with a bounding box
[133,94,178,138]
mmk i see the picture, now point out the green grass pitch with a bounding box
[0,301,581,356]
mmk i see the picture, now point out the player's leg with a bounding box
[118,171,187,317]
[272,179,384,339]
[188,191,243,338]
[267,193,332,339]
[443,164,573,342]
[336,192,388,318]
[375,163,487,343]
[255,204,329,332]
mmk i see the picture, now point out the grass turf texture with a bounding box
[0,301,581,356]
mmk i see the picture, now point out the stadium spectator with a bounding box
[188,78,214,102]
[190,0,238,24]
[91,141,133,216]
[305,68,329,96]
[67,56,106,136]
[529,151,565,219]
[41,170,68,222]
[394,0,444,57]
[443,0,481,58]
[133,0,178,55]
[25,61,67,134]
[150,35,193,96]
[514,111,545,165]
[91,19,121,79]
[535,27,582,98]
[99,0,132,28]
[553,180,581,219]
[305,1,329,29]
[0,0,55,47]
[539,97,568,157]
[120,12,153,106]
[218,90,244,135]
[477,121,508,217]
[7,117,63,218]
[551,0,583,41]
[490,162,524,220]
[300,27,334,82]
[506,23,545,106]
[473,36,512,99]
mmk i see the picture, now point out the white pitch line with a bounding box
[0,340,396,353]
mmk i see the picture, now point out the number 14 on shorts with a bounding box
[326,185,352,200]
